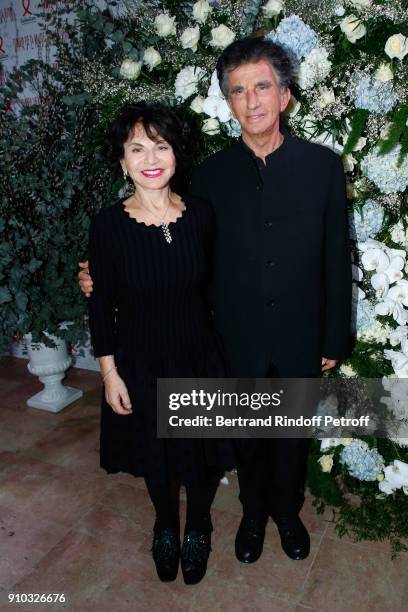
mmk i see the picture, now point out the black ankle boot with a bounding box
[181,529,212,585]
[151,527,180,582]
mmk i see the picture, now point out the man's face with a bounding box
[225,60,291,139]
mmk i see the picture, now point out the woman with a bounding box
[87,102,235,585]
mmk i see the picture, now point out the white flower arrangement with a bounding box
[192,0,212,25]
[119,59,142,80]
[384,33,408,60]
[340,14,366,43]
[202,117,220,134]
[174,66,205,101]
[298,48,332,90]
[180,26,200,52]
[210,25,236,49]
[143,47,162,71]
[201,71,232,123]
[262,0,284,17]
[154,12,177,37]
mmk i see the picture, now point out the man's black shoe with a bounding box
[235,517,266,564]
[181,529,212,585]
[151,527,180,581]
[274,515,310,560]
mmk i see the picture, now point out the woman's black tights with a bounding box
[144,476,220,534]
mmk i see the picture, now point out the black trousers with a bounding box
[144,475,221,534]
[236,363,311,521]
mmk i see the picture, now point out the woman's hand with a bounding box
[78,260,93,298]
[104,372,133,415]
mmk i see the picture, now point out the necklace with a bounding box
[133,193,173,244]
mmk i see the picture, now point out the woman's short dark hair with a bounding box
[216,37,296,98]
[108,101,191,192]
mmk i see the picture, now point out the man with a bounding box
[79,38,351,563]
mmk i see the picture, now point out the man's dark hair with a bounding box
[216,37,296,98]
[108,101,191,192]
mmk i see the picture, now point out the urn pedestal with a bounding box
[25,334,83,413]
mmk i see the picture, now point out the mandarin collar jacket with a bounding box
[190,131,352,377]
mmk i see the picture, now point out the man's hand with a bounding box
[321,357,337,372]
[78,260,93,298]
[104,372,133,415]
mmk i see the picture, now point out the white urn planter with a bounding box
[25,334,83,413]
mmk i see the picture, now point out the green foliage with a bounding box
[342,109,369,156]
[347,340,394,378]
[378,104,408,165]
[0,5,114,354]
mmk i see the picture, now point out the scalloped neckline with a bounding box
[121,197,187,228]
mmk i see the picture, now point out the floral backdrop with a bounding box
[1,0,407,552]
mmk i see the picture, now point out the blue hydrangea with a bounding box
[266,15,318,60]
[349,200,384,241]
[340,441,384,481]
[361,145,408,194]
[351,298,376,334]
[354,77,397,115]
[224,118,241,138]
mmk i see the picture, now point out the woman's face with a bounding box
[121,122,176,191]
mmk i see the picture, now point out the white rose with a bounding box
[180,26,200,52]
[390,221,407,246]
[318,454,334,473]
[340,15,366,43]
[210,24,236,50]
[119,59,142,80]
[339,364,357,377]
[385,33,408,60]
[190,95,205,114]
[285,95,301,117]
[262,0,284,17]
[192,0,212,24]
[143,47,161,71]
[202,117,220,135]
[174,66,205,101]
[154,13,177,37]
[202,95,232,123]
[350,0,371,9]
[374,63,393,82]
[316,86,335,110]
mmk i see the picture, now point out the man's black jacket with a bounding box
[190,131,352,377]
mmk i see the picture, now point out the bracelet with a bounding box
[102,366,117,381]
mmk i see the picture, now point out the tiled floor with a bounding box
[0,357,407,612]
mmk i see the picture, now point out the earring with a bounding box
[123,168,128,179]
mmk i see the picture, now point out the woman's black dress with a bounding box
[88,194,235,484]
